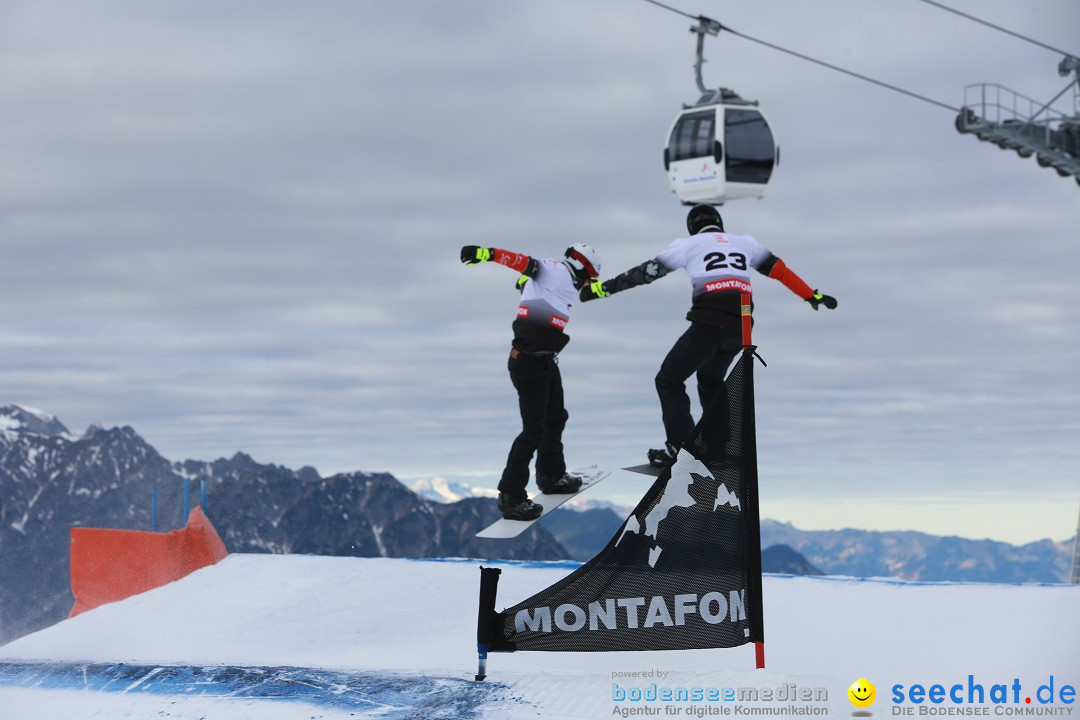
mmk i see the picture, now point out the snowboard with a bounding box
[475,465,611,539]
[622,463,665,477]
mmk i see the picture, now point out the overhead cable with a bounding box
[639,0,959,112]
[640,0,697,22]
[913,0,1078,58]
[723,25,959,112]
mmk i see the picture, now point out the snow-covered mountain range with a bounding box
[0,405,564,646]
[1,404,1073,651]
[409,476,499,503]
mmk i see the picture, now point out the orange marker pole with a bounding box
[740,292,753,348]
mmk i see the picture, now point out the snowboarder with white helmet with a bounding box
[579,204,837,467]
[460,242,602,520]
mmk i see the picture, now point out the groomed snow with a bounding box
[0,555,1076,719]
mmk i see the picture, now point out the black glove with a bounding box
[806,290,838,311]
[579,280,611,302]
[460,246,493,265]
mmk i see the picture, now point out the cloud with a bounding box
[0,0,1077,541]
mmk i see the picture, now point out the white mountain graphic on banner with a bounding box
[616,449,742,567]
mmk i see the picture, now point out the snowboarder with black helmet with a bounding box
[579,204,837,467]
[461,243,602,520]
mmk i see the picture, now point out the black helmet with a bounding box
[686,204,724,235]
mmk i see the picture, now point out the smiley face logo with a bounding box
[848,678,876,708]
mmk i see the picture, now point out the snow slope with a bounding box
[0,555,1076,719]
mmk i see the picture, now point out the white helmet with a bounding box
[564,243,601,280]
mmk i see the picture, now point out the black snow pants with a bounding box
[498,349,568,500]
[655,321,743,449]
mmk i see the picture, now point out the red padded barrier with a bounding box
[69,506,228,617]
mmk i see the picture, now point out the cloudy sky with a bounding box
[3,0,1078,545]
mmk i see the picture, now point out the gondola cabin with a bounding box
[663,88,778,205]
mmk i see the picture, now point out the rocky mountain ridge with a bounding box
[0,406,564,644]
[1,405,1072,648]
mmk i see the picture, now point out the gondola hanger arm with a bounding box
[691,15,727,94]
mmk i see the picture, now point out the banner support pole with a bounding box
[741,292,766,669]
[475,566,502,681]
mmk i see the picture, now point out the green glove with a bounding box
[579,279,610,302]
[515,274,529,292]
[460,246,493,265]
[806,290,838,311]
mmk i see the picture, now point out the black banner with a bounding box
[489,348,764,653]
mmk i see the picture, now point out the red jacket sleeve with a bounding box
[492,248,536,275]
[768,258,814,300]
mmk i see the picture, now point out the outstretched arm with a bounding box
[757,254,837,310]
[579,259,669,302]
[460,246,540,278]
